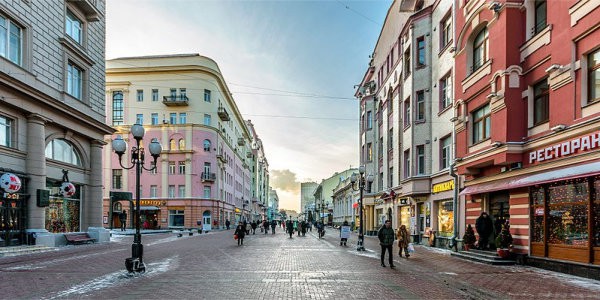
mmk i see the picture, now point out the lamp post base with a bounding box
[356,236,365,251]
[126,243,145,273]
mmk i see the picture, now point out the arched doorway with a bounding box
[202,210,212,232]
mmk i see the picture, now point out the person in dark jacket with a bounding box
[251,221,257,234]
[270,219,277,234]
[286,219,294,238]
[377,220,395,268]
[475,212,494,250]
[234,221,246,246]
[119,210,127,231]
[225,219,231,230]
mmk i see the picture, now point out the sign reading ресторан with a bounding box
[529,131,600,163]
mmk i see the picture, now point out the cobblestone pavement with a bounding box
[1,228,599,299]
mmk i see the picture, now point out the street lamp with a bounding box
[112,124,162,273]
[351,165,374,251]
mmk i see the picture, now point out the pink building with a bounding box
[104,54,266,230]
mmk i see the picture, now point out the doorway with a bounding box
[0,198,26,246]
[489,191,510,241]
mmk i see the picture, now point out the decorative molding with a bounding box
[569,0,600,26]
[548,65,573,91]
[462,59,492,92]
[519,25,552,62]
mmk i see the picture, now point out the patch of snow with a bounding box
[528,267,600,291]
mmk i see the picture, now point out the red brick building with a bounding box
[454,0,600,271]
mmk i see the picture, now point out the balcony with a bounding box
[237,138,245,146]
[162,95,189,106]
[201,172,216,182]
[218,107,230,121]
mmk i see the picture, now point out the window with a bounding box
[417,145,425,175]
[45,180,81,233]
[0,13,23,65]
[366,111,373,129]
[67,62,83,99]
[136,89,143,102]
[440,73,452,110]
[588,49,600,103]
[533,79,549,125]
[180,88,186,98]
[404,149,411,178]
[170,88,176,98]
[152,89,158,101]
[366,143,373,161]
[0,115,14,147]
[204,114,211,126]
[179,113,187,124]
[45,139,82,166]
[169,209,184,227]
[388,128,393,150]
[203,186,211,199]
[151,113,158,125]
[389,167,393,188]
[178,161,186,174]
[66,10,82,44]
[547,179,588,246]
[169,161,176,174]
[472,104,491,143]
[440,135,451,170]
[169,139,176,150]
[112,169,122,189]
[150,185,157,198]
[168,185,175,198]
[170,113,177,125]
[112,91,123,126]
[473,27,488,71]
[417,36,426,67]
[204,162,211,176]
[178,138,185,150]
[203,139,211,151]
[136,114,143,125]
[204,89,211,102]
[404,47,411,77]
[441,14,452,48]
[416,91,425,121]
[150,161,157,174]
[178,185,186,198]
[534,0,547,35]
[404,98,411,127]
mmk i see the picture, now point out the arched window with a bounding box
[112,91,123,126]
[45,139,82,166]
[178,139,185,150]
[473,27,488,71]
[169,139,176,150]
[203,139,211,152]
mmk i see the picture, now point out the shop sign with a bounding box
[399,198,408,205]
[432,180,454,193]
[535,207,544,216]
[3,192,20,199]
[140,200,164,206]
[529,131,600,164]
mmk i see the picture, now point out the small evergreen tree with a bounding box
[495,222,513,249]
[463,224,476,246]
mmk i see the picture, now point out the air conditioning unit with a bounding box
[510,162,522,170]
[163,119,168,124]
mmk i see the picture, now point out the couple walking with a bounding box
[378,220,411,268]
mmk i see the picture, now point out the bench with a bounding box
[64,233,96,244]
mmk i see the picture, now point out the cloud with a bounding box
[270,169,301,193]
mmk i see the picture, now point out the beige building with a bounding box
[0,1,111,247]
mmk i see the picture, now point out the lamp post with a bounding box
[351,165,374,251]
[112,124,162,273]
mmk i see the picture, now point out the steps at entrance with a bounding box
[0,245,56,257]
[451,249,516,265]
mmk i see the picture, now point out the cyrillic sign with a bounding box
[529,132,600,163]
[432,180,454,193]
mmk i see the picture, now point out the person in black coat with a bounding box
[251,221,257,234]
[475,212,493,250]
[234,221,246,246]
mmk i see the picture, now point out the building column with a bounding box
[26,114,48,230]
[84,139,105,230]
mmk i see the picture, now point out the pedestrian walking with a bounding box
[475,212,493,250]
[270,219,277,234]
[300,220,307,237]
[119,210,127,231]
[234,221,246,246]
[263,220,269,235]
[251,221,257,235]
[316,221,325,238]
[377,220,395,268]
[225,219,231,230]
[396,224,410,258]
[286,219,294,238]
[245,221,251,235]
[340,220,350,246]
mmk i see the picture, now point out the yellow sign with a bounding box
[140,200,164,206]
[432,180,454,193]
[235,208,241,213]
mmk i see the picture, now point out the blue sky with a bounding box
[106,0,391,210]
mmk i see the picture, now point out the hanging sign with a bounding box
[0,173,22,194]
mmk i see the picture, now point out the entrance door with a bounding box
[489,191,510,239]
[0,199,25,246]
[203,210,212,231]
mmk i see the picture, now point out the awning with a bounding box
[140,206,159,210]
[460,161,600,196]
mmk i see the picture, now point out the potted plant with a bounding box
[495,222,513,258]
[462,224,476,251]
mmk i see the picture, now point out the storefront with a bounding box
[45,179,81,233]
[0,172,27,247]
[431,179,455,248]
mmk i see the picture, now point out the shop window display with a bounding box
[437,200,453,237]
[547,180,588,246]
[44,182,81,233]
[169,209,185,227]
[531,187,545,243]
[594,178,600,246]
